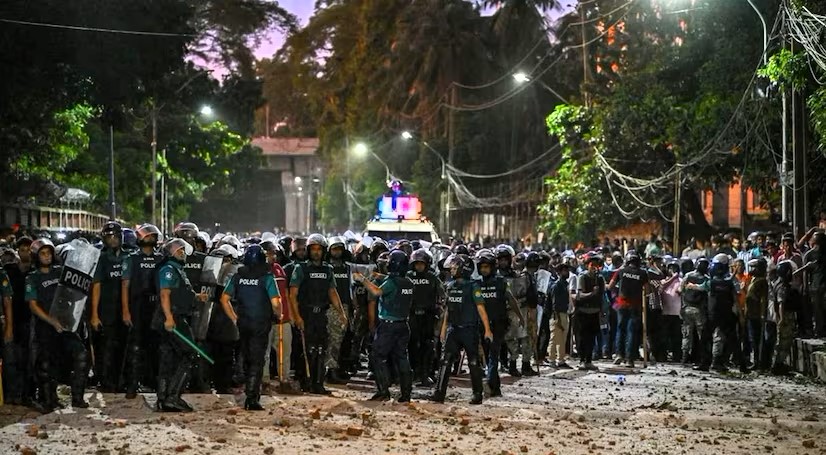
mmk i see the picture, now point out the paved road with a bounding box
[2,362,824,454]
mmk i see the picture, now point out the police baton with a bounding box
[299,329,311,379]
[172,327,215,365]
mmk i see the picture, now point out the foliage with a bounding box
[540,105,613,242]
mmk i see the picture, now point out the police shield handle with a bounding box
[641,291,649,368]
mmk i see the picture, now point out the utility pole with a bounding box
[580,3,590,108]
[345,136,353,230]
[109,125,116,219]
[151,107,158,226]
[446,85,456,238]
[673,169,681,255]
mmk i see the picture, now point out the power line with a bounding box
[0,18,196,37]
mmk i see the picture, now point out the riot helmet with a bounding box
[101,221,123,249]
[748,257,768,277]
[387,250,409,276]
[695,257,710,275]
[444,254,473,279]
[525,252,542,269]
[243,244,267,267]
[475,248,496,276]
[164,238,193,262]
[136,223,162,247]
[710,253,730,277]
[31,238,56,267]
[370,238,389,262]
[122,228,138,251]
[307,234,327,262]
[196,231,212,252]
[173,222,199,245]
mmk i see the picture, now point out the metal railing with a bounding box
[0,204,112,232]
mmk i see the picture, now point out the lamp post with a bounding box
[401,131,449,232]
[512,72,568,103]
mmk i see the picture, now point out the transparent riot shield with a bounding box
[50,239,100,333]
[191,256,224,340]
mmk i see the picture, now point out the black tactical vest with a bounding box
[297,262,332,311]
[446,279,479,327]
[478,275,507,322]
[408,270,439,313]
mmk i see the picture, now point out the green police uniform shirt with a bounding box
[159,262,183,290]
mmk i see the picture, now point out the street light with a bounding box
[512,71,568,103]
[352,142,368,158]
[401,131,413,140]
[200,105,214,117]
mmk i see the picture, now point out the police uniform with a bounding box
[706,275,745,371]
[477,273,508,395]
[371,274,415,400]
[27,265,90,409]
[349,271,370,372]
[612,265,648,364]
[680,270,709,364]
[122,249,163,396]
[433,278,485,403]
[223,266,279,406]
[183,251,212,392]
[771,279,800,370]
[407,268,442,384]
[326,261,352,373]
[92,247,125,391]
[501,268,535,374]
[290,260,337,393]
[156,258,198,411]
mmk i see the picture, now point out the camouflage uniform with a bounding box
[325,304,349,369]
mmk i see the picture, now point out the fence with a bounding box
[0,204,112,232]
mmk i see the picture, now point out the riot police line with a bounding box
[1,225,824,412]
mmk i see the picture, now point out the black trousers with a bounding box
[93,321,126,391]
[239,323,271,401]
[408,309,436,377]
[575,312,600,363]
[485,319,507,390]
[35,322,90,399]
[372,320,412,395]
[157,317,196,399]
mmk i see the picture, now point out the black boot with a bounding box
[508,360,522,377]
[163,366,193,412]
[244,372,264,411]
[327,368,349,385]
[124,345,141,399]
[310,350,331,395]
[72,394,89,408]
[397,362,413,403]
[155,378,169,412]
[429,355,453,403]
[42,381,62,412]
[370,359,391,401]
[469,362,484,405]
[72,350,91,408]
[521,361,538,377]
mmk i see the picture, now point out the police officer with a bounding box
[326,236,352,384]
[681,257,710,368]
[90,221,126,392]
[27,238,90,410]
[745,258,769,369]
[288,234,349,395]
[219,244,281,410]
[497,245,537,377]
[174,222,211,393]
[348,240,372,375]
[355,250,415,402]
[3,237,34,405]
[771,260,801,375]
[122,228,139,254]
[476,249,518,397]
[121,223,164,399]
[432,254,492,405]
[155,238,209,412]
[703,254,747,373]
[607,251,649,368]
[406,248,443,386]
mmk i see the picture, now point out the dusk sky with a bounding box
[250,1,574,61]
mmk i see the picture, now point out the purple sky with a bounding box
[251,1,574,61]
[252,0,315,60]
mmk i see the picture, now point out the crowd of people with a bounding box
[0,222,824,413]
